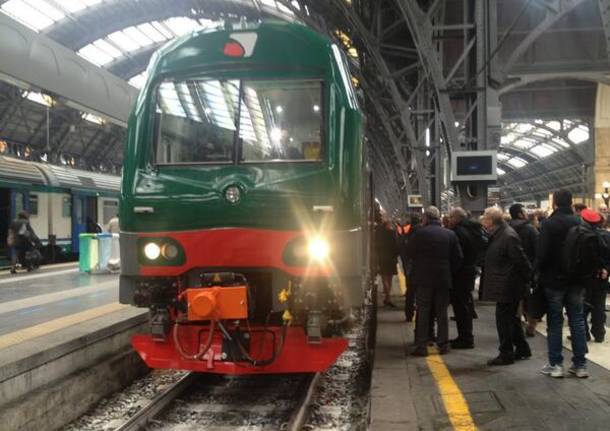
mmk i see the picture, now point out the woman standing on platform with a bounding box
[376,217,399,308]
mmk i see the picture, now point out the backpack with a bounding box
[563,224,610,280]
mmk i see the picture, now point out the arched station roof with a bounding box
[0,0,607,209]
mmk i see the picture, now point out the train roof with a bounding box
[0,156,48,186]
[0,156,120,194]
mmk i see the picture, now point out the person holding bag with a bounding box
[8,211,40,274]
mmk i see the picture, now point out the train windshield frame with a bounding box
[153,78,325,166]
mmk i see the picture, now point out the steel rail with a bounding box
[114,372,196,431]
[286,372,321,431]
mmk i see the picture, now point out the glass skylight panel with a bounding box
[277,3,294,15]
[532,128,552,137]
[514,123,533,134]
[512,139,535,149]
[78,44,114,65]
[82,112,105,125]
[138,22,168,43]
[506,157,527,169]
[56,0,89,13]
[123,26,153,47]
[2,1,56,31]
[546,120,561,131]
[23,91,54,107]
[29,0,63,21]
[108,30,141,52]
[165,17,199,36]
[568,126,589,144]
[128,72,148,89]
[529,144,556,158]
[93,39,122,59]
[552,137,570,148]
[151,21,174,39]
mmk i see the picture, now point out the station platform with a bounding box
[0,263,148,430]
[0,262,121,337]
[371,297,610,430]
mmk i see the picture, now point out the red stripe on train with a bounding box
[138,228,329,277]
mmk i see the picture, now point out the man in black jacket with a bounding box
[508,203,539,336]
[407,206,463,356]
[482,207,532,365]
[448,207,486,349]
[538,190,587,378]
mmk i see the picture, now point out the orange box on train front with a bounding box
[186,286,248,321]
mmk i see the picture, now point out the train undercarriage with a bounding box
[130,271,352,374]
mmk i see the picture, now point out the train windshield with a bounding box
[154,79,323,165]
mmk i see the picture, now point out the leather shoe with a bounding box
[451,339,474,349]
[411,347,428,357]
[514,351,532,360]
[487,356,514,366]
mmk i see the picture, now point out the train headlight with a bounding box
[308,237,330,261]
[161,243,179,260]
[143,242,161,260]
[138,238,185,266]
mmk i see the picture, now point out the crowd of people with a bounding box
[375,189,610,378]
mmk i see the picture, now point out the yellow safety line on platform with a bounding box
[426,348,478,431]
[0,302,128,350]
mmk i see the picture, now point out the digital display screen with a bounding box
[456,156,493,176]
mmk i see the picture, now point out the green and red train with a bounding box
[119,21,373,374]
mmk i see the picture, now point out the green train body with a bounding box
[119,21,372,374]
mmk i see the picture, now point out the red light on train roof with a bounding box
[224,41,245,57]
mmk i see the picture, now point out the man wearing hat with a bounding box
[580,208,610,342]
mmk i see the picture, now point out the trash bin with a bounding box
[79,233,96,272]
[108,233,121,271]
[95,233,113,273]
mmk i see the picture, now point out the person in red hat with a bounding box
[579,208,610,343]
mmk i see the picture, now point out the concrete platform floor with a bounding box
[371,297,610,431]
[0,263,119,335]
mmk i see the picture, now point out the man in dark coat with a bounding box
[407,206,463,356]
[448,207,487,349]
[400,212,421,321]
[508,203,540,337]
[538,190,587,378]
[482,207,532,365]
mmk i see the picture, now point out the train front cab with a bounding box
[119,22,367,375]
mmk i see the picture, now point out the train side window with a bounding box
[29,194,38,216]
[62,197,71,218]
[103,200,118,224]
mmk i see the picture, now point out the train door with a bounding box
[71,194,98,253]
[0,188,10,261]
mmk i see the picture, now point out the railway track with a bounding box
[113,371,320,431]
